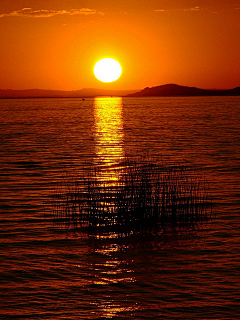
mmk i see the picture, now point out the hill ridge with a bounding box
[1,84,240,98]
[127,83,240,97]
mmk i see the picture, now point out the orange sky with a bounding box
[0,0,239,90]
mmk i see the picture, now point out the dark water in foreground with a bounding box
[0,97,240,319]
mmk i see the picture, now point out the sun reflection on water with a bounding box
[91,243,138,318]
[94,97,125,185]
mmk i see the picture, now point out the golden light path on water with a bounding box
[93,97,125,185]
[93,98,138,318]
[91,246,137,318]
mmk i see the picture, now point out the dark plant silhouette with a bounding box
[51,157,211,237]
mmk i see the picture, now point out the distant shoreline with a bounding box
[0,84,240,99]
[0,88,137,99]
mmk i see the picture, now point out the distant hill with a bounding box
[1,84,240,98]
[0,88,138,99]
[127,84,240,97]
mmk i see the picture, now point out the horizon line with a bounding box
[1,83,239,92]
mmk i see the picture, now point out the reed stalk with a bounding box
[51,156,212,236]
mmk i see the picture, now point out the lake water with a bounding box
[0,97,240,319]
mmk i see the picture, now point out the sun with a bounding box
[94,58,122,83]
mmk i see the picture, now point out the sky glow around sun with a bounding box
[0,1,239,90]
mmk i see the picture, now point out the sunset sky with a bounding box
[0,0,239,91]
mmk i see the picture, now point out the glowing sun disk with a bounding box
[94,58,122,83]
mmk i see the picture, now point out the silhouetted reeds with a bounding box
[51,157,212,237]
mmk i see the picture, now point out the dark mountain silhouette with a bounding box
[127,84,240,97]
[0,88,137,99]
[1,84,240,98]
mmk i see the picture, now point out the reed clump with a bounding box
[51,157,211,236]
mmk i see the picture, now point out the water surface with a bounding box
[0,97,240,319]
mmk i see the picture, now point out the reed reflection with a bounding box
[94,97,125,185]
